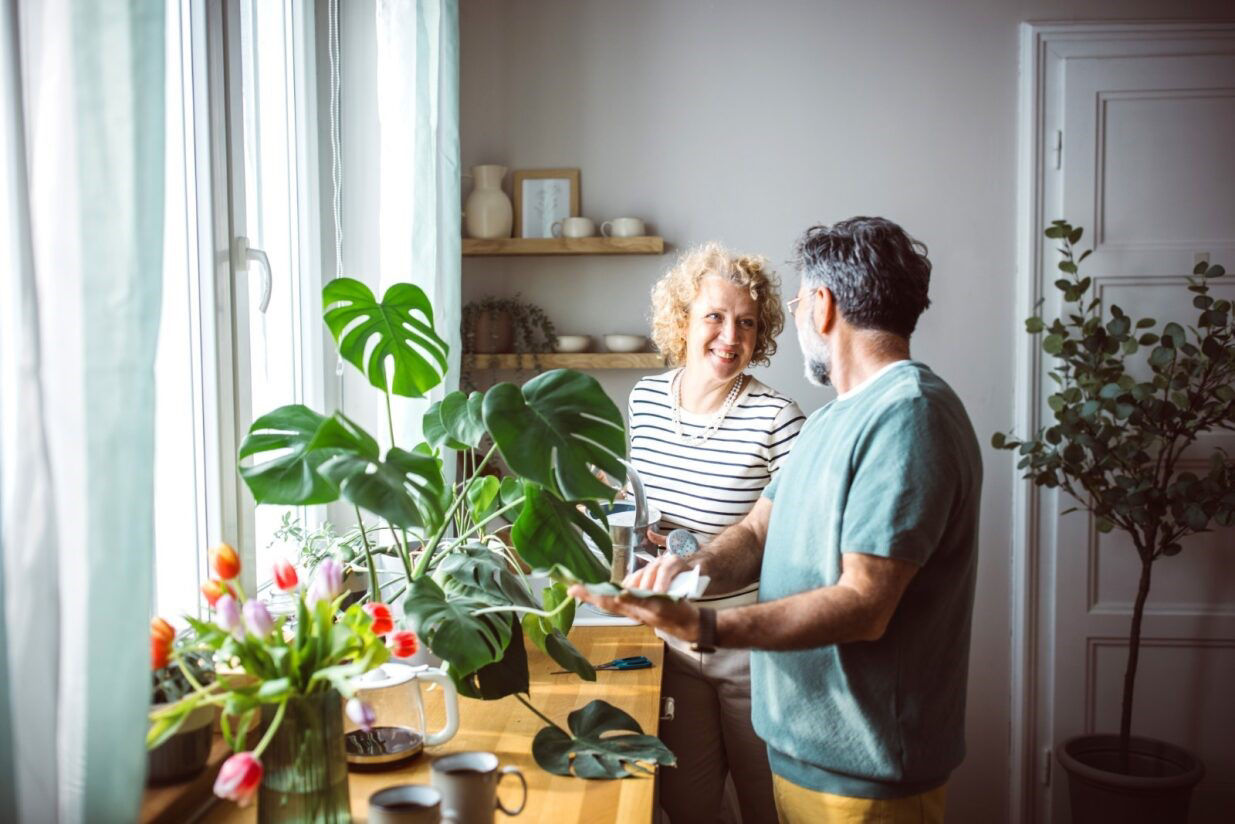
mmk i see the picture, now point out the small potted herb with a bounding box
[461,295,557,389]
[148,620,216,784]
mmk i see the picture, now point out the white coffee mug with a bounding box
[551,216,596,238]
[600,217,646,237]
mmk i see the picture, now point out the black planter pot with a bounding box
[1057,734,1205,824]
[147,704,215,785]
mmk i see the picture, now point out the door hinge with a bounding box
[1041,747,1052,786]
[1052,130,1063,170]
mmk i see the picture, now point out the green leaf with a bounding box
[466,475,502,522]
[1068,227,1083,244]
[1149,346,1174,368]
[1206,264,1225,277]
[322,277,449,399]
[544,630,595,681]
[512,484,612,583]
[483,370,627,501]
[1135,317,1156,328]
[499,476,523,507]
[1162,322,1186,347]
[1099,383,1122,399]
[991,432,1007,449]
[402,576,509,677]
[1025,316,1045,333]
[239,406,378,505]
[319,447,446,532]
[1058,261,1078,275]
[1043,334,1064,355]
[423,391,486,451]
[531,699,676,779]
[434,543,538,609]
[1044,225,1067,239]
[453,616,529,700]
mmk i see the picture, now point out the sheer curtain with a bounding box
[0,1,165,821]
[375,0,462,443]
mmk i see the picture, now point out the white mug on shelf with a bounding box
[600,217,646,238]
[551,216,596,238]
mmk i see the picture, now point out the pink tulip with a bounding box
[362,602,393,636]
[213,751,263,807]
[272,557,299,591]
[242,600,274,638]
[215,594,244,639]
[346,698,377,732]
[388,630,419,659]
[307,558,344,607]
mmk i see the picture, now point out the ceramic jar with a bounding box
[464,165,513,239]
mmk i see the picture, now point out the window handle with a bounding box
[234,236,272,313]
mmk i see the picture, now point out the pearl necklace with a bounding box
[671,370,746,446]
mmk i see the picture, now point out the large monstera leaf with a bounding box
[323,278,449,399]
[318,446,446,532]
[239,405,378,504]
[402,576,510,677]
[423,391,486,451]
[532,699,676,779]
[512,483,612,584]
[483,370,626,501]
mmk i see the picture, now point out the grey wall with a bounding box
[458,1,1235,821]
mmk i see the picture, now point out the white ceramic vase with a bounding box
[464,164,513,239]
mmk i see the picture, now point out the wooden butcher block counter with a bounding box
[202,625,665,824]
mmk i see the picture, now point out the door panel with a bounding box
[1035,28,1235,823]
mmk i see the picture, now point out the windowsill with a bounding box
[139,733,228,824]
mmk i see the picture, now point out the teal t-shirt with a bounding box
[753,360,982,799]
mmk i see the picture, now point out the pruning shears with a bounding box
[552,655,654,675]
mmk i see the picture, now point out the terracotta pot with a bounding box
[1057,733,1205,824]
[471,309,514,354]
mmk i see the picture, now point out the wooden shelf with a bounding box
[463,353,665,370]
[462,236,664,256]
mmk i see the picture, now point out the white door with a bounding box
[1019,23,1235,824]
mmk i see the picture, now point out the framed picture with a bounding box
[513,168,580,238]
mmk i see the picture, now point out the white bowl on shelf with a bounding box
[554,334,592,353]
[604,334,647,353]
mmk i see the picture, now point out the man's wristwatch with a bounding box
[691,607,718,653]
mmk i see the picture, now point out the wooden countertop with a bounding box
[198,625,664,824]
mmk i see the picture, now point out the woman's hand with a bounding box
[625,553,693,593]
[645,527,668,547]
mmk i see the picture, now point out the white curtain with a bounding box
[0,1,165,821]
[375,0,462,444]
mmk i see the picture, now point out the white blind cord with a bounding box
[328,0,344,376]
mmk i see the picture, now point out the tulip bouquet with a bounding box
[148,543,414,810]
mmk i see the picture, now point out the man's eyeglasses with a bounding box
[786,295,803,314]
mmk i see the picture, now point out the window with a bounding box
[154,0,323,619]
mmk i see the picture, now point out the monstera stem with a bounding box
[354,505,381,599]
[382,387,417,577]
[412,445,499,579]
[515,693,563,732]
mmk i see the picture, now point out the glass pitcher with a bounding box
[343,663,460,768]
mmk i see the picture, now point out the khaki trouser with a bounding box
[772,775,947,824]
[658,642,778,824]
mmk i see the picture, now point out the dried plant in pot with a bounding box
[148,627,216,785]
[994,221,1233,824]
[461,295,558,390]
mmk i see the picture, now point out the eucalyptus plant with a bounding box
[236,277,673,777]
[993,221,1235,771]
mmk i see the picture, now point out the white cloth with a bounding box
[376,0,462,448]
[0,1,165,820]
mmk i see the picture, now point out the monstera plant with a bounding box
[236,278,672,778]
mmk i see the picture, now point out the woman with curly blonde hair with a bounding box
[628,243,805,824]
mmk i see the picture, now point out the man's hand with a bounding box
[624,553,692,593]
[569,584,702,642]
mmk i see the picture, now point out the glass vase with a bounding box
[258,688,351,823]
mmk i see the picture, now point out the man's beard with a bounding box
[795,306,832,387]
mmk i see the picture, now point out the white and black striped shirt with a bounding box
[627,370,806,540]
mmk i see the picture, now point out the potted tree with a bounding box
[994,221,1234,823]
[236,278,672,779]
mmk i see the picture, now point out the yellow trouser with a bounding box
[772,774,947,824]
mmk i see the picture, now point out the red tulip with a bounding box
[209,542,241,580]
[201,579,234,607]
[150,616,175,646]
[272,558,299,592]
[362,602,394,636]
[388,630,419,658]
[151,636,170,671]
[213,751,263,807]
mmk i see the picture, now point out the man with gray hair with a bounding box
[575,217,982,823]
